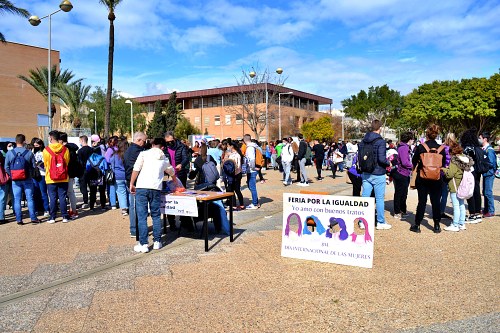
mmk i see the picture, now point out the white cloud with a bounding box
[170,26,228,53]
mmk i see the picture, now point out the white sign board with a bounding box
[281,193,375,268]
[160,194,198,217]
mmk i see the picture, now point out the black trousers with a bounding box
[89,184,106,209]
[393,171,410,214]
[226,173,244,207]
[316,159,323,178]
[415,178,442,224]
[348,172,362,196]
[466,173,481,214]
[330,162,338,178]
[79,174,89,204]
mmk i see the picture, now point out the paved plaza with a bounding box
[0,168,499,332]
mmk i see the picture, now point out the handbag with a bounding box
[409,168,417,190]
[105,168,115,184]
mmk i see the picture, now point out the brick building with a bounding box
[0,42,62,140]
[135,84,333,141]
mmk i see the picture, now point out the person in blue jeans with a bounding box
[129,138,176,253]
[124,132,146,237]
[479,131,496,218]
[110,140,129,216]
[358,120,391,230]
[4,134,38,225]
[243,134,260,209]
[0,153,8,224]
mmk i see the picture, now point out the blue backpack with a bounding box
[222,159,236,177]
[9,150,29,181]
[201,157,219,184]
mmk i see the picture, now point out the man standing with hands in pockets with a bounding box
[129,138,176,253]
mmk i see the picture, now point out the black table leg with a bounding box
[204,201,209,252]
[230,195,234,242]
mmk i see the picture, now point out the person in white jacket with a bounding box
[130,138,176,253]
[281,138,294,186]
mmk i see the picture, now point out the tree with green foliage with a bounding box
[57,81,91,128]
[301,116,335,141]
[0,1,29,43]
[165,91,178,131]
[175,116,201,140]
[402,72,499,134]
[341,84,403,129]
[147,100,167,139]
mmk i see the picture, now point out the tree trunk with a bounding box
[104,13,115,138]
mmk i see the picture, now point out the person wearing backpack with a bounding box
[358,120,391,230]
[59,132,81,219]
[189,142,220,187]
[439,133,457,220]
[392,132,414,220]
[110,140,130,216]
[442,142,475,232]
[243,134,260,209]
[4,134,38,225]
[479,131,496,218]
[86,148,108,211]
[460,128,484,223]
[224,139,245,210]
[43,130,71,224]
[410,124,446,233]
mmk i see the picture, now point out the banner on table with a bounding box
[160,194,198,217]
[281,193,375,268]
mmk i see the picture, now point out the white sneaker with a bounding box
[62,218,69,223]
[111,207,117,210]
[153,241,162,250]
[465,215,481,224]
[459,225,466,230]
[444,225,460,232]
[81,204,88,209]
[376,223,392,230]
[246,204,259,210]
[48,219,56,224]
[43,212,50,218]
[394,213,402,219]
[134,243,149,253]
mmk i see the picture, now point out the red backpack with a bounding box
[46,146,68,181]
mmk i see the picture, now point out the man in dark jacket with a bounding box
[296,134,309,186]
[358,120,390,230]
[124,132,146,237]
[77,135,93,208]
[164,131,191,231]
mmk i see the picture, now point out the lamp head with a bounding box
[125,100,132,104]
[249,71,256,78]
[276,68,283,75]
[29,15,41,26]
[89,109,95,113]
[59,0,73,12]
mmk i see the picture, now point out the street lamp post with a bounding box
[29,1,73,132]
[278,92,293,140]
[249,67,284,142]
[125,100,133,136]
[89,109,97,134]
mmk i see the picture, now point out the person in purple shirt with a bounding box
[392,132,415,219]
[105,136,119,209]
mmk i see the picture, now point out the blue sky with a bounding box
[4,0,500,108]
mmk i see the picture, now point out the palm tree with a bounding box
[99,0,123,138]
[56,81,91,128]
[0,0,30,43]
[18,65,82,128]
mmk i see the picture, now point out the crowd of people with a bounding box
[0,124,497,252]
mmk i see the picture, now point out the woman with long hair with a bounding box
[110,139,129,216]
[410,124,446,233]
[225,139,245,210]
[392,132,414,219]
[440,132,457,219]
[105,136,119,209]
[31,138,49,217]
[460,128,483,223]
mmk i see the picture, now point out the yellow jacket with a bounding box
[43,143,70,184]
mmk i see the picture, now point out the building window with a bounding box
[225,114,231,125]
[194,116,200,125]
[214,115,220,126]
[204,116,210,125]
[192,98,200,109]
[235,114,243,125]
[148,103,154,112]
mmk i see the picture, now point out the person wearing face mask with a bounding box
[31,138,49,218]
[479,131,496,218]
[163,131,191,231]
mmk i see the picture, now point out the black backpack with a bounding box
[472,146,492,174]
[67,148,84,178]
[357,138,382,173]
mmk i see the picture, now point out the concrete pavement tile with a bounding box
[0,275,30,297]
[0,293,53,332]
[47,280,97,310]
[33,309,88,333]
